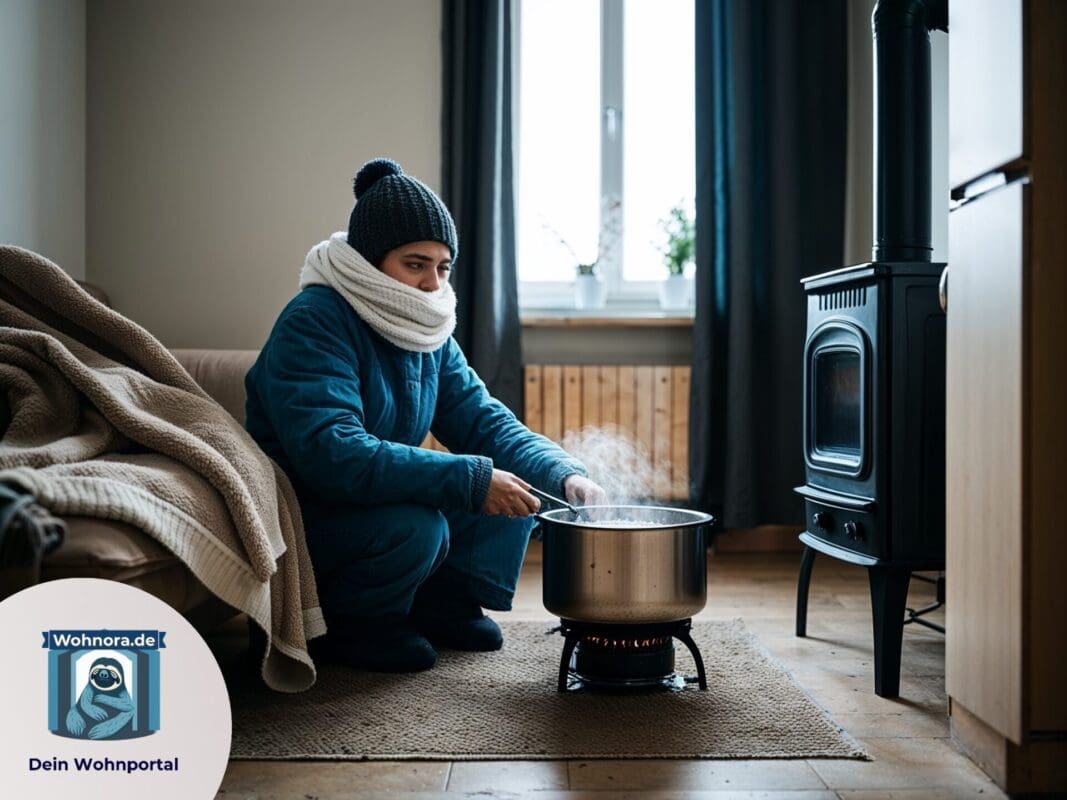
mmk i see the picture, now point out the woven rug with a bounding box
[229,619,867,761]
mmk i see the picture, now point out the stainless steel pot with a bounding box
[538,504,715,624]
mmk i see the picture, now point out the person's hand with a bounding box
[483,469,541,518]
[564,474,608,507]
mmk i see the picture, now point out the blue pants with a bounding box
[299,499,535,622]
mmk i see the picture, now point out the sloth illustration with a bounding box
[65,657,136,740]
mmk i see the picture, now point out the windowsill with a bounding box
[521,306,695,327]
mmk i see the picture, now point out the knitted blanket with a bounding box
[0,246,325,692]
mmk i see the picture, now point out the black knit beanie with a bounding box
[346,158,458,267]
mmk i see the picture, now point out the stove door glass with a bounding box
[814,350,861,456]
[805,321,868,477]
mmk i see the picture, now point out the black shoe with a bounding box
[415,609,504,652]
[410,584,504,652]
[313,614,437,673]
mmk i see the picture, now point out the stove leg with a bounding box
[868,566,911,698]
[796,545,817,637]
[675,629,708,690]
[557,634,578,692]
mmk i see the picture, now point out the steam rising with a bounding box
[561,425,666,506]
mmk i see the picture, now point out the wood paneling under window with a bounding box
[421,364,693,503]
[522,364,691,502]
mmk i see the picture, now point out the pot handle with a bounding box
[528,486,581,520]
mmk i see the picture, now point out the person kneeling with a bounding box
[245,158,605,672]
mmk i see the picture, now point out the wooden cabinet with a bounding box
[945,180,1025,741]
[948,0,1024,187]
[945,1,1067,793]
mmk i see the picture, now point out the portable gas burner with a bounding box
[553,618,708,692]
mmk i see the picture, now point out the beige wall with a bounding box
[0,0,86,279]
[84,1,887,361]
[930,29,948,262]
[86,0,442,349]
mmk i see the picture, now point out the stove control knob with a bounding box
[812,512,832,531]
[844,520,863,540]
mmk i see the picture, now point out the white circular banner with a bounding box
[0,578,231,799]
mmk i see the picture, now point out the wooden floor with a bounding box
[215,549,1004,799]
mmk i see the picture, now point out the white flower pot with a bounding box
[659,274,692,309]
[575,273,607,309]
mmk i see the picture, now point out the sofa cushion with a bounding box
[41,516,218,613]
[170,348,258,424]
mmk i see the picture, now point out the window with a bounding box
[515,0,695,309]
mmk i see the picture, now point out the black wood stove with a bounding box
[794,0,947,698]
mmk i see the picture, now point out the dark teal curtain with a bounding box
[441,0,522,413]
[690,0,848,528]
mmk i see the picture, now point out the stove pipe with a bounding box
[872,0,948,263]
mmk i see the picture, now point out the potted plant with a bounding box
[542,196,621,310]
[574,260,606,309]
[656,204,695,309]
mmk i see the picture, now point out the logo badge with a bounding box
[42,629,165,740]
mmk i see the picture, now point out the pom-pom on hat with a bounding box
[346,158,458,267]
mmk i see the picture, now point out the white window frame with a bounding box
[514,0,667,311]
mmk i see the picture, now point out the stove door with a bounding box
[804,321,868,478]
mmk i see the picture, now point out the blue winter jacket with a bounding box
[244,285,585,512]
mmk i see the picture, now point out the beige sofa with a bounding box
[36,348,260,631]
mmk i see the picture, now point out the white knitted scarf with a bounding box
[298,232,457,352]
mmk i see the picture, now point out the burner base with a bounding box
[562,670,690,693]
[555,619,708,693]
